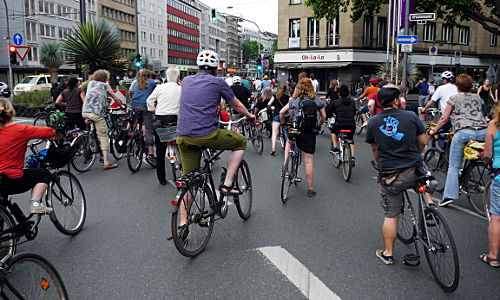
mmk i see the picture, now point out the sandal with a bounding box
[479,254,500,268]
[270,150,276,156]
[219,184,241,196]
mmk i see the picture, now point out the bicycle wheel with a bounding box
[355,114,364,135]
[252,132,264,155]
[48,170,86,235]
[1,253,68,299]
[341,143,352,181]
[279,129,286,150]
[397,191,416,244]
[423,148,447,192]
[280,153,293,203]
[71,134,97,173]
[422,206,460,292]
[463,160,488,216]
[171,181,215,257]
[169,145,183,181]
[127,134,143,173]
[32,113,47,126]
[331,143,340,168]
[0,206,17,259]
[235,160,252,220]
[265,122,272,138]
[109,130,124,161]
[483,181,491,222]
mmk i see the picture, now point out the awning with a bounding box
[275,62,351,69]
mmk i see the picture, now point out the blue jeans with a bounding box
[360,106,369,114]
[443,129,486,199]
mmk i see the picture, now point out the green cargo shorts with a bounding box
[177,128,247,175]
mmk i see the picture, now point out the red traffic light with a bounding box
[9,46,16,53]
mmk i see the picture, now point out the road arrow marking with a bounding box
[256,246,341,300]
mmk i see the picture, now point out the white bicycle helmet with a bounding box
[196,50,220,68]
[441,71,454,80]
[233,76,241,84]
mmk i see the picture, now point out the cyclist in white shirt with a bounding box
[253,77,262,99]
[422,71,458,115]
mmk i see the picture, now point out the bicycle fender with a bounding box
[171,191,182,213]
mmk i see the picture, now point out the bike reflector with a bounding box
[171,200,178,205]
[340,129,352,133]
[418,186,426,192]
[41,278,51,290]
[165,141,176,146]
[255,122,262,126]
[175,181,186,187]
[127,133,135,136]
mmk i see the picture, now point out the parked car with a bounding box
[13,75,68,96]
[1,87,11,98]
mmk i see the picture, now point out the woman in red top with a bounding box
[0,98,55,214]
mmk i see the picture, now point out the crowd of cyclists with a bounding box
[1,48,500,294]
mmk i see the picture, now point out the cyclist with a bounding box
[176,49,255,201]
[82,69,125,170]
[268,85,290,155]
[279,77,326,197]
[429,74,487,207]
[147,67,181,185]
[252,77,262,99]
[130,69,157,163]
[241,75,252,92]
[422,71,458,132]
[0,98,54,214]
[55,77,86,131]
[365,87,430,265]
[354,78,379,128]
[261,75,274,91]
[329,85,356,166]
[230,76,252,110]
[254,87,273,114]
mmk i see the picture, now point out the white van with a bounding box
[13,75,67,96]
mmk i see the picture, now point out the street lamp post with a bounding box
[2,0,13,102]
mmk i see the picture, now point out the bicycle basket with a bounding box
[46,110,65,130]
[156,126,177,143]
[464,140,485,160]
[44,141,77,168]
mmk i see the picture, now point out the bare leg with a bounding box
[179,191,192,226]
[304,153,314,190]
[382,217,398,256]
[31,183,48,200]
[283,140,291,164]
[362,114,368,123]
[271,122,280,152]
[350,144,356,157]
[488,214,500,259]
[331,134,339,149]
[102,150,110,165]
[148,145,155,155]
[223,150,245,189]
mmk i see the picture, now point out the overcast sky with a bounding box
[200,0,278,34]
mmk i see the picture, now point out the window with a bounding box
[26,22,37,42]
[363,17,373,47]
[326,18,339,46]
[159,50,164,59]
[307,18,320,47]
[141,31,146,41]
[37,77,47,84]
[491,33,497,47]
[423,23,436,42]
[458,27,469,45]
[40,24,56,38]
[376,17,387,47]
[58,27,70,39]
[289,0,301,3]
[25,0,36,15]
[441,25,453,43]
[289,19,300,38]
[27,47,38,61]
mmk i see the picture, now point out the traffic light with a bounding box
[134,53,143,69]
[9,46,17,65]
[255,58,262,71]
[210,9,217,23]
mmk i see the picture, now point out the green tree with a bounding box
[40,43,63,84]
[63,19,122,73]
[241,40,264,63]
[305,0,500,35]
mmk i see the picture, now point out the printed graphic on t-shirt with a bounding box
[379,116,405,141]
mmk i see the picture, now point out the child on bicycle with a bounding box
[329,85,357,166]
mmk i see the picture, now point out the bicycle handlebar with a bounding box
[219,117,247,125]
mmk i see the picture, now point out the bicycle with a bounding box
[0,253,68,299]
[155,125,182,181]
[169,117,252,257]
[280,127,302,203]
[423,131,452,192]
[331,129,354,182]
[355,97,370,135]
[373,162,460,292]
[32,104,57,127]
[242,119,264,155]
[127,109,157,173]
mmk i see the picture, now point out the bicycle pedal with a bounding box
[199,221,209,227]
[403,254,420,267]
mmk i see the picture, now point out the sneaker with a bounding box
[438,198,454,207]
[361,122,368,128]
[29,201,53,214]
[294,177,302,183]
[375,249,394,265]
[307,189,317,197]
[329,147,339,154]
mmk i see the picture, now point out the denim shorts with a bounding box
[272,115,280,122]
[490,178,500,216]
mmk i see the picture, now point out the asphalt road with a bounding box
[10,118,500,299]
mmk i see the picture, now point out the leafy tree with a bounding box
[305,0,500,36]
[40,43,63,84]
[241,40,264,63]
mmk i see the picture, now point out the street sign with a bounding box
[409,13,435,22]
[429,46,438,55]
[12,33,23,46]
[401,44,413,53]
[396,35,418,44]
[15,46,30,61]
[454,50,462,58]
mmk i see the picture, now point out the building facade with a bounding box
[138,0,168,71]
[198,3,227,64]
[98,0,137,58]
[0,0,98,84]
[225,15,241,69]
[166,0,201,73]
[276,0,500,92]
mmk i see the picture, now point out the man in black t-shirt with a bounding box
[365,87,430,265]
[231,76,252,109]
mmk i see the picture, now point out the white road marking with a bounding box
[256,246,341,300]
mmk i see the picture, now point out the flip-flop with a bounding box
[479,254,500,268]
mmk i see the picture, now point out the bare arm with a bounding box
[267,96,275,107]
[55,95,65,107]
[484,121,496,167]
[430,103,452,133]
[422,99,435,113]
[229,97,254,119]
[370,144,380,166]
[279,103,290,124]
[318,107,326,128]
[417,133,426,153]
[477,86,482,96]
[368,99,375,115]
[80,92,85,103]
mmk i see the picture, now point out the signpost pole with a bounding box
[401,0,410,92]
[2,0,13,102]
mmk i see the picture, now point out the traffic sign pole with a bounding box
[401,0,410,92]
[2,0,13,102]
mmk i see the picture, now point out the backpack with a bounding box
[297,96,318,129]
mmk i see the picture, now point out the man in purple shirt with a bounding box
[177,50,254,196]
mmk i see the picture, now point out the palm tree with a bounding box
[63,19,121,73]
[40,43,63,84]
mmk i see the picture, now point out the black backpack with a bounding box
[297,96,318,129]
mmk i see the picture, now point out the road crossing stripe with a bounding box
[257,246,341,300]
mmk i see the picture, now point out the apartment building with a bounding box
[226,15,241,69]
[276,0,500,92]
[138,0,168,71]
[0,0,98,84]
[98,0,137,58]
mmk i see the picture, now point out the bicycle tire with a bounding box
[483,181,491,222]
[168,145,183,181]
[235,160,252,220]
[32,113,47,126]
[423,148,447,192]
[355,114,364,135]
[422,206,460,292]
[0,206,17,259]
[1,253,68,299]
[279,131,286,150]
[109,130,124,161]
[171,181,215,257]
[127,134,143,173]
[397,191,416,244]
[252,132,264,155]
[280,153,293,203]
[266,122,272,138]
[48,170,86,235]
[331,142,340,168]
[71,134,97,173]
[342,143,352,181]
[463,160,488,216]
